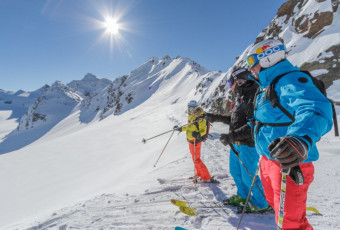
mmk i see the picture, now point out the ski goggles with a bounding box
[246,54,259,69]
[227,78,246,86]
[188,105,198,111]
[246,44,286,68]
[227,78,234,86]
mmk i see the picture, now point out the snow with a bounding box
[328,79,340,105]
[0,0,340,229]
[0,111,18,140]
[0,58,340,229]
[310,69,329,76]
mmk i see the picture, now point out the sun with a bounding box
[104,17,120,36]
[85,2,135,54]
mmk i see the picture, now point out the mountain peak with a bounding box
[83,73,99,81]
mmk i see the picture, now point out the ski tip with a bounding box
[306,206,320,214]
[170,199,187,207]
[170,199,177,206]
[179,206,197,216]
[175,227,188,230]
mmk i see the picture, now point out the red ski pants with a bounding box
[189,142,211,181]
[260,156,314,230]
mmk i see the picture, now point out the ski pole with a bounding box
[229,143,266,199]
[237,164,260,230]
[277,165,304,230]
[142,129,173,144]
[153,130,175,167]
[193,138,197,191]
[142,120,199,144]
[277,168,289,230]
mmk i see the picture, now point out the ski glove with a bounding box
[268,136,308,169]
[220,133,234,146]
[192,131,201,141]
[173,125,182,132]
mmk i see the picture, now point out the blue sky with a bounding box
[0,0,287,92]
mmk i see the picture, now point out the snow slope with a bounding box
[0,0,340,228]
[0,59,339,229]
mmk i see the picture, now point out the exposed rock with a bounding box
[304,11,333,38]
[293,15,308,33]
[300,44,340,88]
[277,0,301,23]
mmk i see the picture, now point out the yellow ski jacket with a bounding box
[181,107,207,142]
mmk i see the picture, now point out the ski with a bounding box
[178,204,318,216]
[170,198,227,208]
[306,206,320,214]
[171,199,318,216]
[175,227,188,230]
[157,178,190,185]
[171,198,237,216]
[178,204,318,217]
[171,198,189,207]
[235,205,274,214]
[158,177,220,185]
[179,206,197,216]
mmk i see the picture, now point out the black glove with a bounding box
[205,113,215,123]
[173,125,182,132]
[219,133,234,146]
[192,131,201,140]
[268,136,308,169]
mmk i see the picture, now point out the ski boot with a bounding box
[209,176,220,183]
[222,194,246,206]
[236,202,272,214]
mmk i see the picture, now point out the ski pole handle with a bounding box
[285,165,305,185]
[281,167,290,175]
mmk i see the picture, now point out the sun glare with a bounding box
[86,2,135,54]
[105,18,120,35]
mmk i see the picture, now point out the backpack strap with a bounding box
[194,118,200,131]
[331,100,339,136]
[260,71,297,127]
[259,70,339,137]
[194,115,209,141]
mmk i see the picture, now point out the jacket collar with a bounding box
[257,60,300,87]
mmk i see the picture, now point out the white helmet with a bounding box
[246,39,286,69]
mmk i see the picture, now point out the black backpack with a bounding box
[264,70,338,136]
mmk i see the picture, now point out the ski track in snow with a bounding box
[7,131,340,230]
[17,138,278,230]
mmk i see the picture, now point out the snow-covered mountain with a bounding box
[207,0,340,112]
[0,0,339,229]
[0,55,224,155]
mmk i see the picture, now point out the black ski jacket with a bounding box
[207,81,258,147]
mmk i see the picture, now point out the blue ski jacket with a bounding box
[251,60,333,162]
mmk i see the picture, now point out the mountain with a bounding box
[0,56,224,154]
[206,0,340,113]
[0,0,339,229]
[255,0,340,88]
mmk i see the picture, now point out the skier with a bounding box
[174,100,216,183]
[206,68,269,212]
[246,39,333,229]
